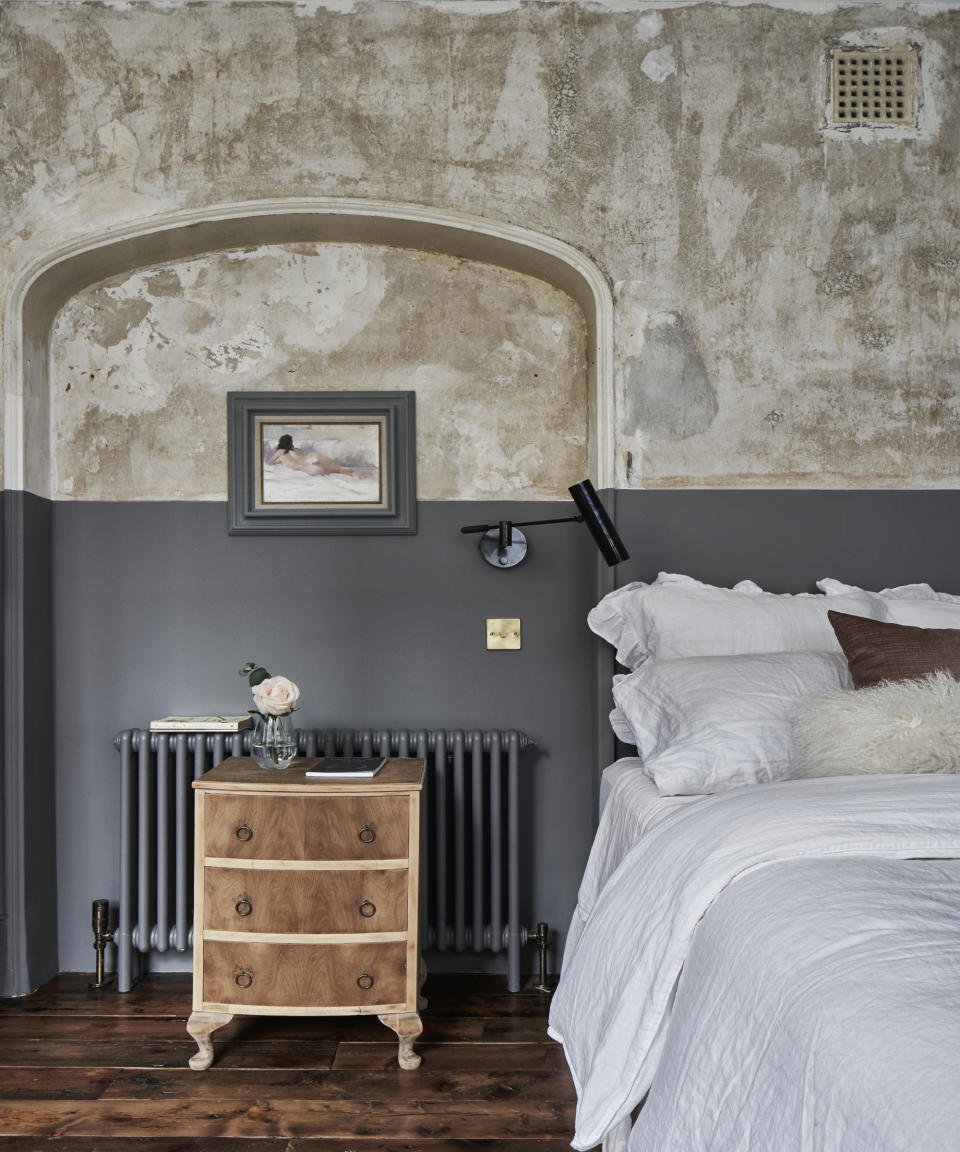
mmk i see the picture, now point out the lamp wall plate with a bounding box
[479,527,527,568]
[486,618,522,650]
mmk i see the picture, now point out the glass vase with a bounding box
[251,713,297,770]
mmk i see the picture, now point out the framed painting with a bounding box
[227,391,416,535]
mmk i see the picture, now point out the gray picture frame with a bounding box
[228,391,416,535]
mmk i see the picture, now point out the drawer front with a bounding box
[204,867,408,934]
[203,793,409,861]
[202,940,408,1008]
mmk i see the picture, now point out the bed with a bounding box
[549,574,960,1152]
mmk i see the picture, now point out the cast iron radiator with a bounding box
[113,727,535,993]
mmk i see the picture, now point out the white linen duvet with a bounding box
[548,774,960,1151]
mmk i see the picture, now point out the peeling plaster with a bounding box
[51,243,588,500]
[4,0,960,494]
[640,45,675,82]
[633,11,664,40]
[622,310,718,441]
[857,324,896,351]
[817,267,865,297]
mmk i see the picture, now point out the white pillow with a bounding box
[817,577,960,629]
[588,574,889,669]
[794,671,960,778]
[609,702,638,745]
[612,651,853,795]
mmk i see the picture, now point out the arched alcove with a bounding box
[6,199,614,496]
[2,200,615,995]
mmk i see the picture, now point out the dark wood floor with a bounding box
[0,971,590,1151]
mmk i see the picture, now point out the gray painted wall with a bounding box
[3,492,57,994]
[52,499,598,976]
[611,490,960,593]
[22,486,960,985]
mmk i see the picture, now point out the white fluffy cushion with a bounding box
[794,671,960,778]
[589,574,889,669]
[612,651,853,795]
[818,578,960,629]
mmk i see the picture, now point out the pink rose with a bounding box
[252,675,300,716]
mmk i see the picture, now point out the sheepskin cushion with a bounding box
[794,671,960,778]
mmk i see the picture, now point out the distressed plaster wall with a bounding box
[51,243,588,500]
[2,0,959,491]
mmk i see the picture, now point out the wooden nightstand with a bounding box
[186,756,425,1071]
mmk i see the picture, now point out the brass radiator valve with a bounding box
[89,898,115,991]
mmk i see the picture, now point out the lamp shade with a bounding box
[568,480,629,566]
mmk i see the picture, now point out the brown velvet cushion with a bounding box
[828,610,960,688]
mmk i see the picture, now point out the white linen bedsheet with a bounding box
[547,773,960,1151]
[572,762,701,958]
[629,855,960,1152]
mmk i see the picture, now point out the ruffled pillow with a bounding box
[818,577,960,628]
[588,574,889,670]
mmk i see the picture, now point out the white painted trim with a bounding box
[3,197,615,494]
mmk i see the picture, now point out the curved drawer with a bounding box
[203,793,408,861]
[203,866,408,934]
[202,939,408,1009]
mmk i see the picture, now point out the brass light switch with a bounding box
[486,618,522,650]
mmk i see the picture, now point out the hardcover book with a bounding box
[305,757,386,778]
[150,715,253,732]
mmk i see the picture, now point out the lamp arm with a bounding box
[459,515,583,535]
[511,514,583,529]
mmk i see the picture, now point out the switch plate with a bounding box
[486,618,521,650]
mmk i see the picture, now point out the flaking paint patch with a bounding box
[622,311,718,442]
[640,46,675,82]
[549,15,584,160]
[817,266,865,297]
[633,12,663,41]
[857,325,896,352]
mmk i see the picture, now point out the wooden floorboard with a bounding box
[0,973,592,1151]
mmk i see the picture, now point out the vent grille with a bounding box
[831,48,916,125]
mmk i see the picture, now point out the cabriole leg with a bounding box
[186,1010,233,1070]
[378,1011,423,1069]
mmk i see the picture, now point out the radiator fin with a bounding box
[114,728,533,992]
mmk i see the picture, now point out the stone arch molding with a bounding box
[1,198,615,994]
[4,197,615,497]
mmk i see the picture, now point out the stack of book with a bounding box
[149,716,253,732]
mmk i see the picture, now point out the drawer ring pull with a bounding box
[235,896,253,918]
[359,900,376,918]
[235,824,253,842]
[356,972,375,990]
[234,969,253,989]
[358,825,376,844]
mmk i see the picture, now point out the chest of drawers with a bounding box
[186,756,425,1070]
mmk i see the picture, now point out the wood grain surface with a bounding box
[203,866,409,934]
[202,939,409,1009]
[202,792,410,861]
[0,972,589,1150]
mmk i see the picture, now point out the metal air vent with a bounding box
[831,47,917,125]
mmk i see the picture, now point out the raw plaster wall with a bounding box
[51,243,588,501]
[3,0,960,491]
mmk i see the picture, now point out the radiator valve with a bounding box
[532,921,553,993]
[89,898,115,991]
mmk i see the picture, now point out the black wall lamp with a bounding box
[460,479,629,569]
